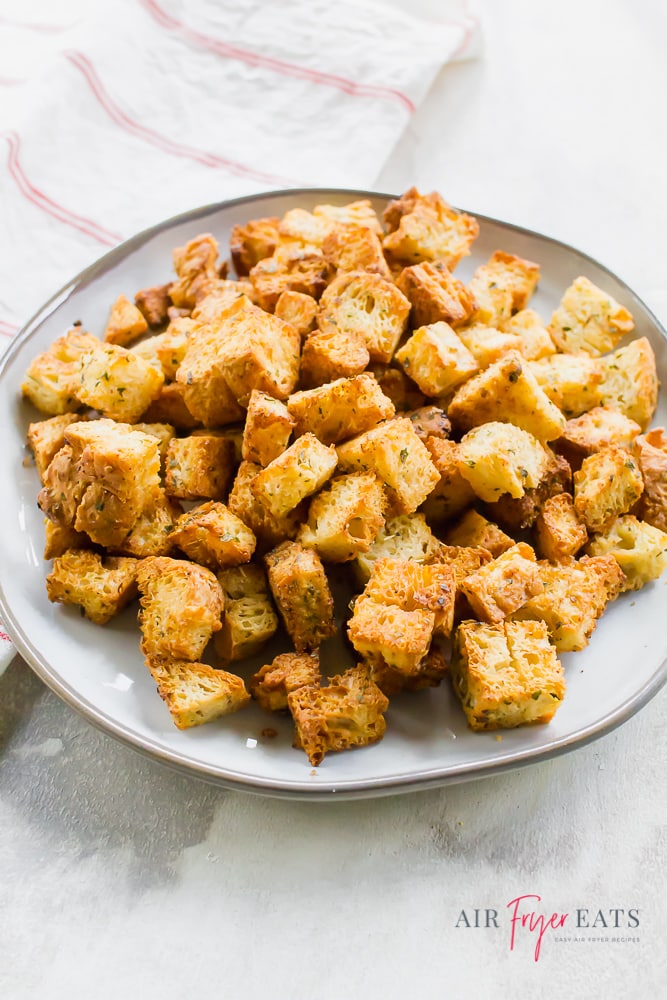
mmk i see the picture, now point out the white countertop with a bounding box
[1,1,666,996]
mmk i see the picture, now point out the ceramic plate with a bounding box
[1,189,666,800]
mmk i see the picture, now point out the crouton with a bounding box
[456,323,525,369]
[382,189,479,268]
[137,556,224,660]
[485,449,573,532]
[134,284,172,328]
[169,501,256,570]
[22,329,98,415]
[175,323,246,427]
[191,280,254,324]
[170,233,220,309]
[364,558,456,637]
[535,493,588,562]
[249,244,332,311]
[287,373,395,446]
[141,381,201,430]
[112,490,182,558]
[164,433,236,501]
[420,437,475,524]
[354,513,438,584]
[274,290,318,337]
[215,564,278,662]
[242,391,295,466]
[395,321,478,397]
[512,555,625,651]
[278,207,332,247]
[459,542,541,623]
[104,294,148,346]
[634,429,667,532]
[348,595,434,674]
[555,406,642,469]
[451,619,564,731]
[396,261,477,328]
[444,509,514,557]
[573,446,644,533]
[588,515,667,591]
[468,251,540,327]
[317,271,411,364]
[314,199,382,235]
[288,663,388,766]
[530,353,604,418]
[457,422,549,502]
[264,541,336,651]
[46,550,138,625]
[37,445,85,528]
[299,327,370,387]
[250,651,320,711]
[369,364,425,412]
[43,520,90,560]
[402,406,451,442]
[77,342,164,423]
[132,422,176,469]
[298,472,386,562]
[322,224,391,278]
[369,645,449,696]
[132,318,195,380]
[227,460,303,549]
[146,655,250,729]
[549,276,634,355]
[251,433,337,518]
[27,413,81,482]
[598,337,658,430]
[230,216,281,276]
[501,309,556,360]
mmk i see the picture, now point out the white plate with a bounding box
[1,188,666,800]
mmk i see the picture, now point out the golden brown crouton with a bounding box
[573,446,644,533]
[230,216,281,276]
[170,501,256,570]
[249,244,332,311]
[288,663,388,766]
[214,563,278,662]
[382,189,479,268]
[132,422,176,469]
[369,645,449,696]
[37,445,85,528]
[174,323,245,427]
[354,512,439,584]
[77,342,164,423]
[396,261,477,328]
[322,224,391,278]
[485,449,573,532]
[298,472,386,562]
[459,542,541,623]
[555,406,642,470]
[299,327,370,387]
[501,309,556,360]
[190,280,254,324]
[369,364,425,412]
[251,433,338,518]
[227,460,303,550]
[549,276,634,355]
[274,290,318,336]
[347,595,434,674]
[395,321,478,397]
[587,515,667,591]
[264,541,336,651]
[457,422,549,502]
[22,329,98,415]
[146,655,250,729]
[278,207,333,246]
[27,413,81,482]
[111,490,182,558]
[141,381,201,430]
[287,373,395,445]
[164,433,236,501]
[456,323,525,369]
[250,651,320,711]
[134,284,172,328]
[512,555,625,651]
[451,619,564,731]
[170,233,220,309]
[43,520,90,560]
[634,429,667,532]
[364,558,456,637]
[530,353,604,418]
[535,493,588,562]
[132,319,195,380]
[137,556,224,660]
[317,271,410,364]
[104,294,148,346]
[598,337,658,430]
[242,391,295,466]
[402,406,451,442]
[468,251,540,327]
[314,199,383,235]
[46,549,138,624]
[444,509,514,557]
[420,437,476,525]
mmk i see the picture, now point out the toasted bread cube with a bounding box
[456,323,525,369]
[322,224,390,279]
[588,515,667,591]
[354,513,438,584]
[191,280,254,324]
[170,501,255,570]
[278,207,333,246]
[396,261,477,328]
[336,417,440,515]
[444,509,514,557]
[369,364,425,412]
[402,406,451,442]
[132,422,176,469]
[299,327,369,387]
[164,433,236,501]
[348,595,434,673]
[501,309,556,360]
[549,276,634,355]
[37,445,85,528]
[634,429,667,532]
[512,555,624,651]
[364,558,456,637]
[288,663,388,766]
[146,655,250,729]
[317,271,410,364]
[104,294,148,346]
[451,619,564,731]
[459,542,540,623]
[137,556,223,660]
[598,337,658,430]
[230,216,281,276]
[535,493,588,562]
[265,541,336,651]
[22,329,98,415]
[175,324,245,427]
[214,564,278,662]
[77,343,164,423]
[251,433,337,518]
[420,437,475,524]
[382,189,479,268]
[468,251,540,327]
[369,645,448,696]
[228,460,302,549]
[242,391,295,466]
[287,373,395,446]
[298,472,386,562]
[573,446,644,533]
[170,233,220,309]
[314,199,383,235]
[133,319,195,380]
[112,490,182,558]
[44,520,90,560]
[395,322,478,397]
[134,284,172,328]
[530,354,604,418]
[274,290,318,337]
[46,550,138,625]
[250,651,320,711]
[556,406,641,469]
[448,351,566,441]
[457,422,549,503]
[431,543,493,586]
[27,413,80,482]
[249,244,332,311]
[141,381,200,430]
[485,448,572,532]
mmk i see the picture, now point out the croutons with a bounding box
[369,364,425,412]
[242,391,295,466]
[634,429,667,532]
[382,188,479,268]
[265,541,336,651]
[43,520,90,561]
[468,251,540,326]
[299,327,370,387]
[37,445,85,528]
[501,309,556,360]
[530,353,604,418]
[104,294,148,346]
[250,651,320,711]
[288,663,389,766]
[77,342,164,423]
[298,472,386,562]
[431,543,493,587]
[444,509,514,557]
[22,329,97,415]
[598,337,658,430]
[170,501,256,570]
[175,323,246,427]
[227,460,302,549]
[287,373,395,446]
[278,207,332,246]
[164,433,236,501]
[314,199,383,235]
[134,284,172,328]
[322,224,391,278]
[136,556,224,660]
[555,406,641,469]
[146,655,250,729]
[274,290,318,336]
[549,276,634,355]
[369,645,449,696]
[249,244,332,311]
[132,319,195,380]
[141,381,201,430]
[317,271,411,364]
[27,413,80,482]
[420,437,475,524]
[46,550,138,624]
[587,515,667,591]
[457,422,549,502]
[459,542,541,623]
[451,619,565,731]
[396,261,477,328]
[170,233,220,309]
[485,449,573,532]
[191,280,254,324]
[215,564,278,662]
[112,490,182,558]
[355,512,439,584]
[230,216,281,276]
[348,596,434,674]
[363,558,456,637]
[394,322,479,397]
[573,446,644,533]
[448,351,566,441]
[456,323,524,369]
[251,433,337,518]
[402,406,451,442]
[535,493,588,562]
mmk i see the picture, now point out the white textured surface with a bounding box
[1,1,667,997]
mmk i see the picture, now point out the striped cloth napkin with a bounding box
[0,0,479,674]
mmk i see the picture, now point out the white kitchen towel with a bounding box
[0,0,479,673]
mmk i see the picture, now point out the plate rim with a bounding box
[2,186,666,800]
